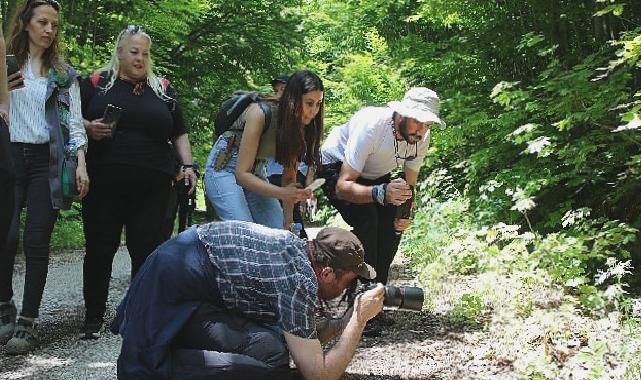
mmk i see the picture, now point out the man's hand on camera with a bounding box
[385,178,413,206]
[354,284,384,325]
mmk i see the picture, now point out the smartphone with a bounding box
[306,178,325,191]
[102,104,123,126]
[6,55,19,77]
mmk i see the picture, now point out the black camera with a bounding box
[362,284,424,311]
[395,185,414,220]
[393,172,415,221]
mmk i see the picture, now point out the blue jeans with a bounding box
[204,137,283,229]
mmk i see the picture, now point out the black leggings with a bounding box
[0,143,59,318]
[82,164,172,320]
[0,122,14,264]
[319,163,401,284]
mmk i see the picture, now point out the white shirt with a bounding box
[321,107,430,179]
[9,60,86,152]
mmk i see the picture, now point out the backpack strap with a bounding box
[256,102,272,134]
[89,72,103,88]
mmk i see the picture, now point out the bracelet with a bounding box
[181,164,193,170]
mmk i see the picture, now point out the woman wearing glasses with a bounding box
[0,0,89,354]
[79,25,194,338]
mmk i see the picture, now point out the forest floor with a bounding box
[343,253,517,380]
[0,226,519,380]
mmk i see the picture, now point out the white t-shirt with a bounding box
[321,107,430,179]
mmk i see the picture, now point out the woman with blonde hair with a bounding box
[0,0,89,355]
[79,25,194,338]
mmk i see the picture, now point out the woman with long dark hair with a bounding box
[0,0,89,355]
[204,70,324,229]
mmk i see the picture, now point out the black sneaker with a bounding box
[0,300,17,344]
[81,317,103,340]
[6,317,38,355]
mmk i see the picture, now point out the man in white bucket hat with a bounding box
[318,87,444,333]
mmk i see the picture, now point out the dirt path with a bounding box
[0,228,520,380]
[342,254,518,380]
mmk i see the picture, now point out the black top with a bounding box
[80,73,187,177]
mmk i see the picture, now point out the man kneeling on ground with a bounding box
[110,220,384,379]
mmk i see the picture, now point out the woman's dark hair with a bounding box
[275,70,324,170]
[8,0,64,76]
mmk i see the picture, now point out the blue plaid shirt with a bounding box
[196,221,320,339]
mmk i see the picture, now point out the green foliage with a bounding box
[51,204,85,252]
[449,293,484,327]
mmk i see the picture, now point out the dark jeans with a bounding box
[82,164,172,320]
[0,122,15,259]
[319,162,401,284]
[172,303,291,380]
[0,143,59,318]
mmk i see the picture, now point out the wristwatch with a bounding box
[371,184,386,205]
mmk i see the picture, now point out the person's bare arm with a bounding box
[281,162,304,229]
[172,133,197,194]
[316,307,353,345]
[404,167,419,186]
[236,104,310,205]
[335,162,412,206]
[0,30,9,120]
[284,286,384,380]
[305,165,316,187]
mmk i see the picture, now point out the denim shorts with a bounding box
[204,136,283,229]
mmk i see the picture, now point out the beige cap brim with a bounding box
[388,101,446,127]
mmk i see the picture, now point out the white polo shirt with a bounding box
[321,107,430,179]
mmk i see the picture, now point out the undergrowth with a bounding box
[405,184,641,379]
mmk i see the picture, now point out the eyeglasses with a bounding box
[391,119,419,165]
[27,0,60,11]
[394,137,418,162]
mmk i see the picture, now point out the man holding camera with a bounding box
[111,220,384,379]
[319,87,444,297]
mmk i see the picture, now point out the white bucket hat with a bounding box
[387,87,445,127]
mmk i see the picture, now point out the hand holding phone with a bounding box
[6,55,24,91]
[6,55,19,77]
[306,178,325,191]
[102,104,123,126]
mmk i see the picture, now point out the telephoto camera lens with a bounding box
[383,286,424,311]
